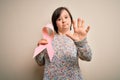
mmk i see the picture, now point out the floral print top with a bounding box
[35,34,92,80]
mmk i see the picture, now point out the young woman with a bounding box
[35,7,92,80]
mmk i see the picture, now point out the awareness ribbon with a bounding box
[33,24,54,62]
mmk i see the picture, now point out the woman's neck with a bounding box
[58,30,70,35]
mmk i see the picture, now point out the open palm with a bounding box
[66,18,90,41]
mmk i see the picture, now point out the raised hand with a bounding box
[66,18,90,41]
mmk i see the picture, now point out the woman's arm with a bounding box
[74,38,92,61]
[35,39,48,66]
[35,49,47,66]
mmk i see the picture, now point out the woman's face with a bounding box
[56,10,71,33]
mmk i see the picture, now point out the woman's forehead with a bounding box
[60,10,70,17]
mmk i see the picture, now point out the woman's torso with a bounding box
[43,34,83,80]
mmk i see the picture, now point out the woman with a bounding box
[35,7,92,80]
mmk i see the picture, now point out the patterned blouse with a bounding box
[35,34,92,80]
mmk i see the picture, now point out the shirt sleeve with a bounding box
[35,49,47,66]
[74,38,92,61]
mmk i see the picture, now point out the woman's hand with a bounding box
[37,39,48,46]
[66,18,90,41]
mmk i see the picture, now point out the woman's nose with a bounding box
[62,19,66,23]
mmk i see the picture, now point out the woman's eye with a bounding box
[57,18,61,21]
[65,16,68,19]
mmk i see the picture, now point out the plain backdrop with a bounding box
[0,0,120,80]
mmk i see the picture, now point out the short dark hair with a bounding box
[52,7,73,33]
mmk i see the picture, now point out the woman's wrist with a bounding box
[74,37,86,42]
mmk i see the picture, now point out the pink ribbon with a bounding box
[33,24,54,62]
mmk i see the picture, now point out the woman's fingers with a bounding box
[37,39,48,46]
[77,18,84,28]
[73,20,77,31]
[86,26,90,33]
[77,18,81,27]
[81,19,84,28]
